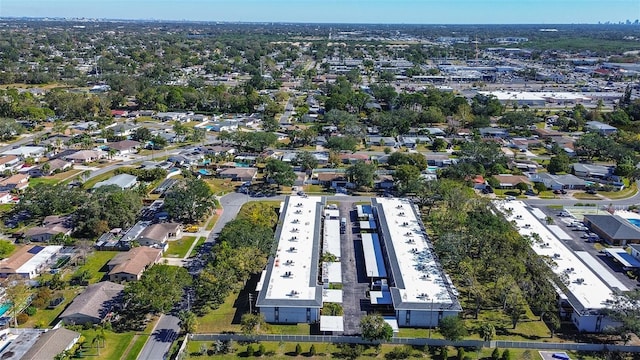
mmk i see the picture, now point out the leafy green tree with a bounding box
[294,343,302,355]
[240,313,265,334]
[360,314,393,342]
[500,349,512,360]
[326,136,359,152]
[534,182,547,194]
[178,310,198,333]
[264,159,296,188]
[218,219,274,253]
[387,152,428,171]
[547,153,571,174]
[478,322,496,342]
[346,161,377,190]
[164,178,216,223]
[0,240,15,259]
[515,182,529,195]
[394,164,422,194]
[491,348,500,360]
[432,138,447,152]
[124,264,192,314]
[5,275,30,327]
[16,184,86,219]
[132,127,152,142]
[74,186,142,237]
[439,316,468,341]
[294,151,318,172]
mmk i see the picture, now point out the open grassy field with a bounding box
[205,178,238,196]
[166,236,197,258]
[196,292,243,333]
[185,341,602,360]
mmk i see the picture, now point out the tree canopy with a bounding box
[164,178,216,224]
[124,264,192,314]
[360,314,393,342]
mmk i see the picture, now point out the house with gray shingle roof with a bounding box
[583,214,640,246]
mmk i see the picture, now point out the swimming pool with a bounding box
[627,218,640,228]
[0,303,11,317]
[234,162,250,168]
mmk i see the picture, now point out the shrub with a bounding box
[501,349,512,360]
[16,313,28,325]
[457,347,466,360]
[385,346,412,360]
[257,344,265,357]
[491,348,500,360]
[246,344,255,357]
[295,343,302,355]
[25,306,37,316]
[309,344,316,356]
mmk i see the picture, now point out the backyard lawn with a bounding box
[196,292,242,333]
[20,287,81,328]
[71,251,118,284]
[166,236,197,258]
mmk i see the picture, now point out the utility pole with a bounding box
[248,293,253,313]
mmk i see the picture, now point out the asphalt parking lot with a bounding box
[536,205,639,290]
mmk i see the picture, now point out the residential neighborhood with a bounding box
[0,12,638,360]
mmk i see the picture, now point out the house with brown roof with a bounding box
[108,139,141,155]
[23,215,73,242]
[64,150,105,164]
[218,167,258,182]
[107,247,162,282]
[136,223,181,247]
[0,245,62,279]
[21,328,81,360]
[45,158,72,174]
[0,192,13,204]
[60,281,124,325]
[0,174,29,192]
[492,174,532,189]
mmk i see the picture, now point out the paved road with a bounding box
[524,183,640,207]
[84,149,182,181]
[137,314,181,360]
[206,192,252,243]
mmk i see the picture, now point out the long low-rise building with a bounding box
[372,197,462,327]
[0,245,63,279]
[497,201,620,332]
[256,196,324,324]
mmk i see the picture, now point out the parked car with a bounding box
[586,189,597,195]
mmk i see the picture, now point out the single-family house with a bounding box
[529,173,587,190]
[340,153,369,164]
[399,135,432,149]
[45,158,72,174]
[107,247,163,282]
[366,136,398,147]
[0,245,62,279]
[492,174,532,189]
[112,122,140,137]
[23,215,74,242]
[108,140,141,155]
[136,222,181,247]
[21,328,81,360]
[64,150,105,164]
[208,121,239,132]
[93,174,138,190]
[0,174,29,191]
[479,127,509,138]
[585,121,617,135]
[583,215,640,246]
[3,146,45,161]
[217,167,258,182]
[60,281,124,325]
[572,163,612,179]
[0,155,21,172]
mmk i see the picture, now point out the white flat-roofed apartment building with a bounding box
[496,200,620,332]
[256,196,325,324]
[372,198,462,327]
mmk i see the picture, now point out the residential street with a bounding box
[136,314,180,360]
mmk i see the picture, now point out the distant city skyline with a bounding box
[1,0,639,24]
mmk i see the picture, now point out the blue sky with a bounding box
[1,0,638,24]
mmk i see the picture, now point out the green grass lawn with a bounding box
[265,323,311,335]
[599,182,637,200]
[166,236,197,258]
[28,177,60,187]
[303,184,326,193]
[21,288,81,328]
[80,328,136,360]
[82,170,117,190]
[572,193,601,200]
[188,237,207,258]
[204,178,237,196]
[196,292,242,333]
[120,315,160,360]
[205,211,220,231]
[72,251,118,284]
